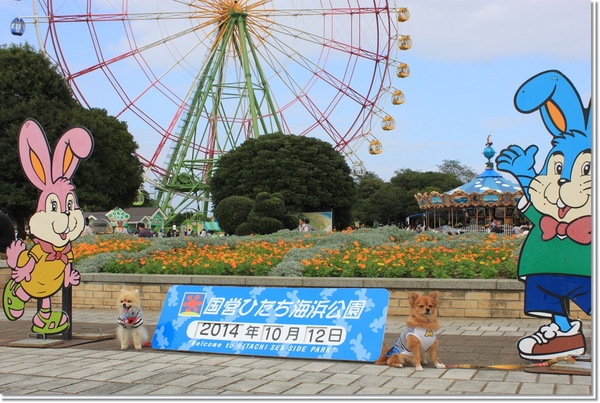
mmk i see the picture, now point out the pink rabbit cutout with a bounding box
[3,119,93,335]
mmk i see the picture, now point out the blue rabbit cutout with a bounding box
[496,70,591,361]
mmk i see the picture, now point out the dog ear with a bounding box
[429,291,440,305]
[408,292,419,305]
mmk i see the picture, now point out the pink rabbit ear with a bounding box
[51,126,94,181]
[18,119,53,190]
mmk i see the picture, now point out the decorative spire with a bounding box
[483,135,495,169]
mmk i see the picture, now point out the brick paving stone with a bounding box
[131,371,184,385]
[572,376,593,385]
[207,366,251,378]
[481,331,505,336]
[269,360,312,370]
[162,363,199,373]
[1,388,39,395]
[381,376,423,390]
[413,378,454,391]
[264,369,304,381]
[0,375,50,390]
[410,369,447,379]
[26,378,79,392]
[148,385,198,395]
[350,364,389,375]
[171,355,210,365]
[472,370,507,381]
[30,390,64,395]
[517,382,556,395]
[288,371,332,384]
[482,381,520,394]
[231,367,277,379]
[186,388,223,395]
[163,374,210,387]
[441,368,476,380]
[349,374,390,388]
[179,364,222,376]
[555,384,591,395]
[379,366,417,377]
[195,355,237,366]
[321,362,360,374]
[220,378,270,392]
[79,382,132,395]
[58,380,107,394]
[0,374,30,388]
[318,384,363,395]
[189,376,242,390]
[282,382,330,395]
[354,386,396,395]
[240,358,283,369]
[112,383,164,395]
[447,379,486,393]
[321,373,362,386]
[9,363,61,376]
[83,369,132,382]
[538,373,575,384]
[295,361,336,372]
[389,388,432,395]
[505,371,538,383]
[251,380,300,394]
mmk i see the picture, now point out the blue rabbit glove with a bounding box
[496,144,538,199]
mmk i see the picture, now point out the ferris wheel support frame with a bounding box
[154,8,284,219]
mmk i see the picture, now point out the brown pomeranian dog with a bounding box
[375,291,445,371]
[116,288,149,350]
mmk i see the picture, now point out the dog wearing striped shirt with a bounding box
[375,291,445,371]
[116,288,148,350]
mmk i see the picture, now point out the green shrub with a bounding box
[214,195,254,235]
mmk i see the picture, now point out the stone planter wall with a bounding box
[0,265,589,320]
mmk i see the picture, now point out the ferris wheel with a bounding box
[22,0,410,217]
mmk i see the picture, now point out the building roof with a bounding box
[85,207,166,225]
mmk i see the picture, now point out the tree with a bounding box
[368,183,404,226]
[390,168,462,192]
[66,107,143,212]
[0,43,143,236]
[209,133,357,230]
[437,159,478,183]
[386,169,463,225]
[354,172,385,226]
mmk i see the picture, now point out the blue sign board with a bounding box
[152,285,389,362]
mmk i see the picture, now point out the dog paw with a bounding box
[134,344,142,350]
[435,363,446,369]
[415,366,423,372]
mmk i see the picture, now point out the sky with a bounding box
[0,0,594,184]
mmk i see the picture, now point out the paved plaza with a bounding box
[0,308,594,399]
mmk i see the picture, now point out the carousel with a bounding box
[413,136,524,232]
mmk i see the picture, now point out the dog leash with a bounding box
[444,355,575,370]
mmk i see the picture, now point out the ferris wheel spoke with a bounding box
[253,29,377,137]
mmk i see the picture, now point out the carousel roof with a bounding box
[447,167,521,195]
[413,136,524,210]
